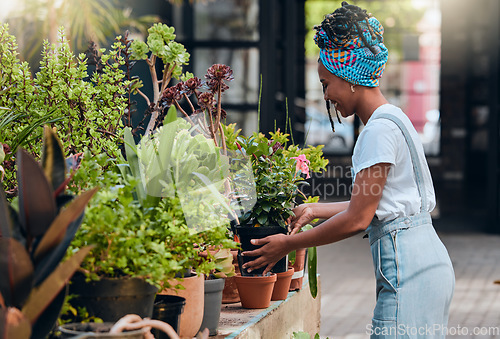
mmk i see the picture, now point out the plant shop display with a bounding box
[0,126,96,339]
[66,107,237,326]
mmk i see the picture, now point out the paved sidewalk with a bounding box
[318,230,500,338]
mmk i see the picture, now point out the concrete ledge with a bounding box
[214,275,321,338]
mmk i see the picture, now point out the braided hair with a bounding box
[315,1,381,132]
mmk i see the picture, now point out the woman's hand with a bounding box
[287,204,316,235]
[241,234,290,275]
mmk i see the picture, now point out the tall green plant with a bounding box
[0,24,130,196]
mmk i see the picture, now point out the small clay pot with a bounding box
[290,248,307,291]
[234,273,277,309]
[271,267,295,301]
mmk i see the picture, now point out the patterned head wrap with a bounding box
[314,7,388,87]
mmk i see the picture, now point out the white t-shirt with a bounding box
[351,103,436,221]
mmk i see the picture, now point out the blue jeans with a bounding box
[368,213,455,338]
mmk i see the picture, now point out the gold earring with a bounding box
[350,84,356,93]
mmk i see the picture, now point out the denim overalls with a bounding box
[365,114,455,338]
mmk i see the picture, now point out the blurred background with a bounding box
[1,0,498,233]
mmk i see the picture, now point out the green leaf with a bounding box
[292,332,311,339]
[22,245,93,324]
[288,250,296,265]
[164,105,177,125]
[308,246,317,298]
[256,213,268,226]
[123,127,146,203]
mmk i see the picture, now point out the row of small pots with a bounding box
[235,267,295,309]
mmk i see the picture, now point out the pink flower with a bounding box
[291,154,310,179]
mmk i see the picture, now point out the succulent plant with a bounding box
[0,126,96,339]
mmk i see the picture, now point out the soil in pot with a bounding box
[152,295,186,339]
[235,225,288,275]
[58,322,147,338]
[271,267,295,301]
[160,273,204,338]
[69,273,158,323]
[234,273,277,309]
[289,248,307,291]
[199,277,225,336]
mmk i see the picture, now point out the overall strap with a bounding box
[373,113,428,212]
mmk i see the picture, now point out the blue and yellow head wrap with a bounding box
[314,6,388,87]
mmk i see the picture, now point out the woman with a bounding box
[242,2,455,338]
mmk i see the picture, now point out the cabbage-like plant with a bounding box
[0,126,96,339]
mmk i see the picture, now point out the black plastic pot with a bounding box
[199,278,225,336]
[235,225,288,276]
[69,273,158,323]
[58,322,146,338]
[152,295,186,339]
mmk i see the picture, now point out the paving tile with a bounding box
[317,231,500,338]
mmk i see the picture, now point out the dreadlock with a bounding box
[315,1,379,54]
[315,1,377,133]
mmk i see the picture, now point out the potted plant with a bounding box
[223,125,328,277]
[0,127,96,339]
[65,107,237,336]
[197,248,235,336]
[0,24,133,199]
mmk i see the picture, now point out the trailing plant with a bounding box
[0,127,96,339]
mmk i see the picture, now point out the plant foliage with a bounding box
[0,127,95,339]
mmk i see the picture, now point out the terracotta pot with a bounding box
[222,250,240,304]
[234,273,277,309]
[289,248,307,291]
[271,267,295,301]
[159,274,204,338]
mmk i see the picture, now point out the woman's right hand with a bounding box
[287,204,316,235]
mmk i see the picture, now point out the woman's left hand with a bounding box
[241,234,290,275]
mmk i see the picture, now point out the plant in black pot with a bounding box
[0,126,96,339]
[223,125,328,277]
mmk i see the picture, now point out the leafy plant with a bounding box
[224,125,328,228]
[0,24,131,197]
[128,23,190,136]
[0,127,96,339]
[292,332,326,339]
[68,109,237,287]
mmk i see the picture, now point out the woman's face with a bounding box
[317,61,355,118]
